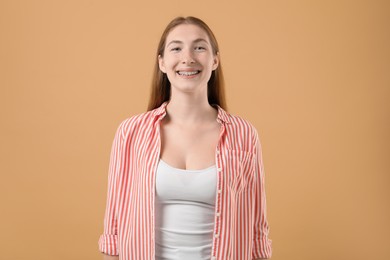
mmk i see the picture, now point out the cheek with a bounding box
[205,59,217,70]
[163,58,178,70]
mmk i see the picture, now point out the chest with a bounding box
[159,121,221,170]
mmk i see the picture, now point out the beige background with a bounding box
[1,0,389,259]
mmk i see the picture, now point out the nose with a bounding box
[181,49,195,64]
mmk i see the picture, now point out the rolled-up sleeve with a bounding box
[252,131,272,259]
[99,122,125,256]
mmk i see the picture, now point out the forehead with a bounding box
[166,24,211,44]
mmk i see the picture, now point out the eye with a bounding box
[195,46,206,51]
[170,47,181,52]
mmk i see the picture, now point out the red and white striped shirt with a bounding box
[99,102,272,259]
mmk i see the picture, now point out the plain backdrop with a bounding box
[1,0,389,259]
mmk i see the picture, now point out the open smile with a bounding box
[176,70,201,76]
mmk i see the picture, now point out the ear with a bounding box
[158,55,167,73]
[212,52,219,71]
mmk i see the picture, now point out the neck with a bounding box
[165,90,217,125]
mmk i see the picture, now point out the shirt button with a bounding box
[215,233,219,238]
[216,150,220,155]
[211,257,216,260]
[216,212,220,217]
[218,189,222,193]
[217,167,222,172]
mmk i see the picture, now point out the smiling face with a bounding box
[158,24,219,95]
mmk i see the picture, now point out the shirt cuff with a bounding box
[98,234,119,256]
[252,237,272,259]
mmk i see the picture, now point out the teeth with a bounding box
[178,71,199,76]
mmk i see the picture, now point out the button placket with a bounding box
[212,122,225,260]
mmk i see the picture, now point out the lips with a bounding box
[176,70,201,76]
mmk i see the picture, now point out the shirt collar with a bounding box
[152,101,231,124]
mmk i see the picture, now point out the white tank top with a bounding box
[155,159,217,260]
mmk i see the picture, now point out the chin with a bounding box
[171,83,206,93]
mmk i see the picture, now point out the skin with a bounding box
[103,256,118,260]
[102,24,265,259]
[158,23,220,170]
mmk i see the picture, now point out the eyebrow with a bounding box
[166,38,209,47]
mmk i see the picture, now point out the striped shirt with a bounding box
[98,102,272,260]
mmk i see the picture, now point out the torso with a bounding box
[159,111,221,170]
[155,159,217,260]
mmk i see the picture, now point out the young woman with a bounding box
[99,16,272,260]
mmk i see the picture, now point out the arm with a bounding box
[251,130,272,259]
[98,123,126,256]
[103,255,119,260]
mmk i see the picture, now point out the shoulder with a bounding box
[223,111,260,151]
[228,113,257,131]
[217,106,255,132]
[225,111,259,137]
[115,109,159,139]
